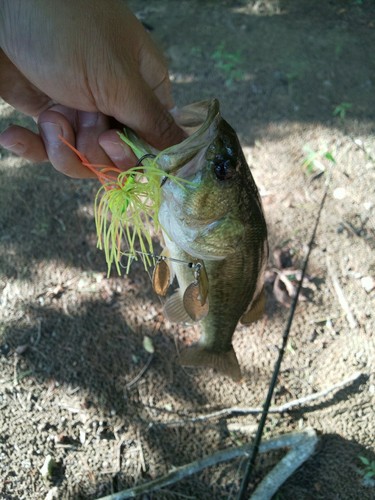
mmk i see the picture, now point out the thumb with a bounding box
[104,76,186,151]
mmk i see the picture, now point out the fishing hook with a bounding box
[135,153,156,166]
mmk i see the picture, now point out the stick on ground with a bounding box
[326,256,358,329]
[146,371,363,426]
[97,429,318,500]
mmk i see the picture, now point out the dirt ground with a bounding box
[1,1,374,499]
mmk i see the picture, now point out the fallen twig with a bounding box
[146,371,363,426]
[326,256,358,329]
[96,429,318,500]
[126,354,153,390]
[136,428,146,473]
[250,429,318,500]
[31,317,42,346]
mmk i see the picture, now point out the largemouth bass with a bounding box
[154,99,268,381]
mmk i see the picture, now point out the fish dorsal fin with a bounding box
[240,287,266,325]
[183,282,209,321]
[179,345,242,382]
[164,290,194,324]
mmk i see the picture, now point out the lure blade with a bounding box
[197,261,209,306]
[152,259,171,297]
[183,282,209,321]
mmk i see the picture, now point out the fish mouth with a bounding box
[157,99,221,176]
[172,148,207,180]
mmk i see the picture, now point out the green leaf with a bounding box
[359,455,370,465]
[324,152,336,163]
[143,336,154,354]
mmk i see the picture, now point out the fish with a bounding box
[153,99,268,381]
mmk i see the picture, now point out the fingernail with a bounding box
[100,140,127,162]
[39,122,63,145]
[0,141,26,156]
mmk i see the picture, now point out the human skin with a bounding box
[0,0,185,177]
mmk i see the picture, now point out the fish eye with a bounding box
[213,158,235,181]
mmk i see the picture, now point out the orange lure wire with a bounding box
[58,135,126,188]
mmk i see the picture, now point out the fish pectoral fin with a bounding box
[240,287,266,325]
[164,290,195,324]
[179,344,242,382]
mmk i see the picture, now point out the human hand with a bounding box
[0,0,184,177]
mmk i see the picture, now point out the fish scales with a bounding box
[156,99,268,381]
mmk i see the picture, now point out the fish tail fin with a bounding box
[179,344,242,382]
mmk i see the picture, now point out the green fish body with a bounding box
[156,99,268,381]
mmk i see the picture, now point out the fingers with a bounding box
[75,112,136,169]
[0,125,47,162]
[38,108,137,176]
[98,129,137,168]
[38,111,93,178]
[0,106,137,177]
[38,108,119,178]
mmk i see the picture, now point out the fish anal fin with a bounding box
[164,290,194,324]
[240,287,266,325]
[179,344,242,382]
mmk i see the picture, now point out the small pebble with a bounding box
[361,276,374,293]
[333,187,347,200]
[45,487,59,500]
[79,430,86,445]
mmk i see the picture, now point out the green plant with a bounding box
[358,455,375,479]
[212,43,244,86]
[333,102,352,120]
[302,146,336,175]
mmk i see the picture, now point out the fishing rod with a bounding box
[237,177,330,499]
